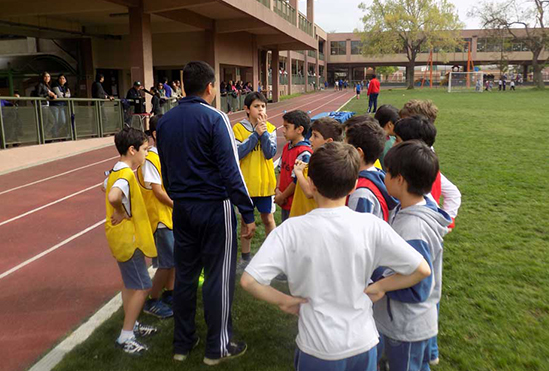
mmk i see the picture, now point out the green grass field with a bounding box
[53,88,549,371]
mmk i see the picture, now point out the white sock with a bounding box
[117,329,135,344]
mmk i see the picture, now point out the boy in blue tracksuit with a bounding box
[157,61,256,366]
[373,140,451,371]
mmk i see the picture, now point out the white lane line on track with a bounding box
[0,156,118,196]
[0,219,105,280]
[0,182,102,227]
[229,91,341,123]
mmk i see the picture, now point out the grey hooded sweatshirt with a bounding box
[373,197,451,342]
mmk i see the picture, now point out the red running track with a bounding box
[0,90,354,371]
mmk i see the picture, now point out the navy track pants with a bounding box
[172,198,238,359]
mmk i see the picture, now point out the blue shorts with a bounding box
[152,227,175,269]
[117,248,152,290]
[294,346,377,371]
[251,196,275,214]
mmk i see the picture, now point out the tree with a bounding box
[376,66,399,81]
[472,0,549,89]
[357,0,463,89]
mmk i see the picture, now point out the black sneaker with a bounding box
[173,337,200,362]
[115,338,148,355]
[203,340,247,366]
[134,322,158,338]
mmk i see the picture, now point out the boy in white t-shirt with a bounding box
[240,142,431,371]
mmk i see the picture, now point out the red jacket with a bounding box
[367,78,380,95]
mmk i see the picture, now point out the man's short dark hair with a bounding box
[374,105,400,128]
[372,74,376,79]
[282,110,310,136]
[162,77,169,84]
[394,115,437,147]
[147,114,163,134]
[345,118,386,164]
[114,127,148,156]
[311,117,343,142]
[244,92,268,110]
[309,142,360,200]
[384,140,439,196]
[183,61,215,96]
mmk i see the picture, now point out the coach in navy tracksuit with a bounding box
[157,61,256,365]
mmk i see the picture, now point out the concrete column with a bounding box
[287,50,293,95]
[80,38,94,98]
[129,6,154,112]
[315,52,320,91]
[252,36,259,92]
[523,64,529,81]
[346,39,351,63]
[205,29,221,109]
[289,0,298,25]
[272,49,280,102]
[307,0,314,22]
[260,50,268,96]
[323,42,328,82]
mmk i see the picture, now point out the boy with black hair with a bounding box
[374,104,399,168]
[137,114,175,319]
[275,110,312,222]
[291,117,344,217]
[345,115,399,222]
[157,61,256,365]
[105,127,159,355]
[241,141,431,371]
[233,92,277,272]
[394,115,437,147]
[374,140,451,371]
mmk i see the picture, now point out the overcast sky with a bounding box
[297,0,483,33]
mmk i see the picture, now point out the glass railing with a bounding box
[319,52,325,61]
[274,0,296,26]
[308,50,317,58]
[256,0,270,8]
[220,91,259,114]
[0,96,180,149]
[320,76,326,84]
[298,13,313,36]
[292,74,305,85]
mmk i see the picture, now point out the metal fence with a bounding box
[220,92,257,114]
[0,96,180,149]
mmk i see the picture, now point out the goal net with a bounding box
[448,72,484,93]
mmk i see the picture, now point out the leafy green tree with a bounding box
[357,0,463,89]
[472,0,549,89]
[375,66,399,81]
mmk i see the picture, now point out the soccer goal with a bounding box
[448,72,484,93]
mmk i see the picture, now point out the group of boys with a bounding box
[103,63,461,370]
[235,92,461,370]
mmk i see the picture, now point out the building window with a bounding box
[330,41,346,55]
[351,41,363,55]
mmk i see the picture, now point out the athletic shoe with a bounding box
[236,257,252,275]
[133,322,159,338]
[173,337,200,362]
[273,273,288,283]
[203,340,247,366]
[115,337,148,355]
[162,291,174,307]
[430,357,440,366]
[143,298,173,319]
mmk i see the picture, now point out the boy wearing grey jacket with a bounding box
[373,140,451,371]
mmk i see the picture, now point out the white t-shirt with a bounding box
[140,147,166,228]
[107,161,131,215]
[245,206,423,361]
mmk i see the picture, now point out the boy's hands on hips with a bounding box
[111,208,129,226]
[279,295,308,316]
[364,282,386,303]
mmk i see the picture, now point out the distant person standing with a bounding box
[367,74,381,113]
[163,77,173,98]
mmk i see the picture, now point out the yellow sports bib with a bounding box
[233,121,277,197]
[105,167,156,262]
[289,167,317,217]
[137,151,173,231]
